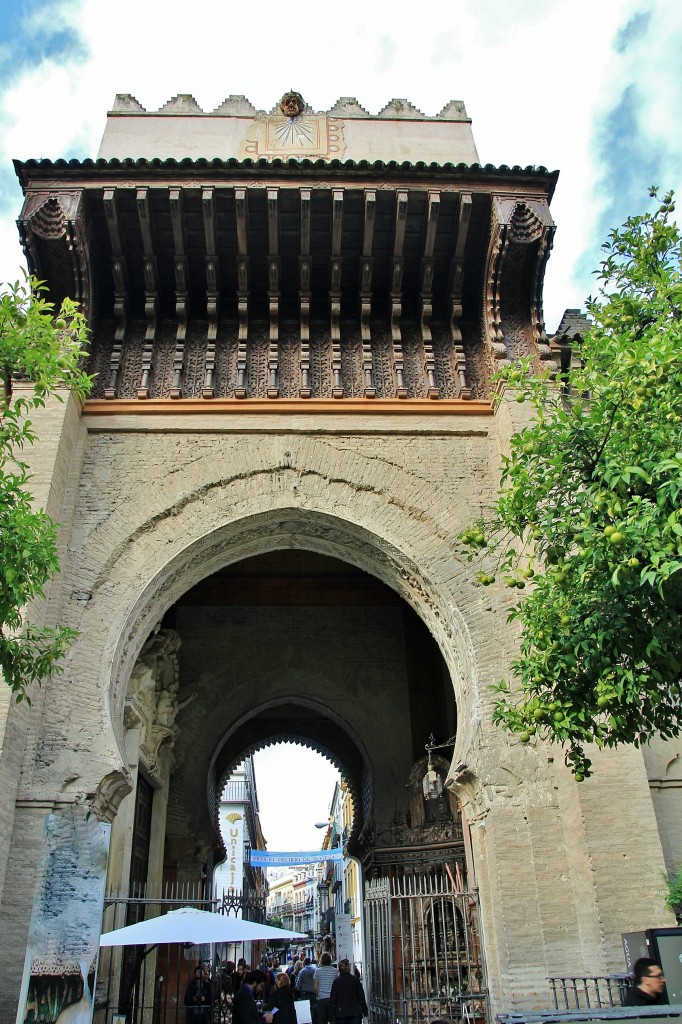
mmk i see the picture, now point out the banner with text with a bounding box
[249,848,343,867]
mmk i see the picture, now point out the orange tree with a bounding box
[0,276,91,699]
[463,189,682,779]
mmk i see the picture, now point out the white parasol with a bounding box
[100,906,309,947]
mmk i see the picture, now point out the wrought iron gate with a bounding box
[364,874,488,1024]
[96,883,267,1024]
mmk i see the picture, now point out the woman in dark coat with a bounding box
[329,960,368,1024]
[267,971,298,1024]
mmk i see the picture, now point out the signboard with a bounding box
[249,848,343,868]
[219,809,245,893]
[335,913,354,965]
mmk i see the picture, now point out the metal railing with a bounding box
[548,975,632,1010]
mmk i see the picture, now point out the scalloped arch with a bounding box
[216,735,361,847]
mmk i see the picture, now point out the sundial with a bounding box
[239,90,345,160]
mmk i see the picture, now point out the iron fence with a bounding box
[547,976,632,1010]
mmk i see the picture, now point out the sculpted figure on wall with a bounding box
[124,625,182,775]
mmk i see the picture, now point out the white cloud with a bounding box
[1,0,680,324]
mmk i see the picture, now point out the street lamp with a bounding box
[422,733,456,801]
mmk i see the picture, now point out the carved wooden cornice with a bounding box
[14,161,559,404]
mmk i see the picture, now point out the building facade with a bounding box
[213,757,267,909]
[1,90,679,1022]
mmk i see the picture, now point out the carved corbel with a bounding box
[235,188,249,397]
[18,191,93,321]
[330,190,344,398]
[201,189,220,397]
[135,190,159,398]
[267,189,280,397]
[484,195,556,383]
[103,188,128,398]
[419,191,440,398]
[360,190,376,397]
[169,188,189,397]
[449,192,472,398]
[391,191,408,397]
[90,769,133,824]
[299,188,312,397]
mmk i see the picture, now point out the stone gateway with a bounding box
[0,91,679,1022]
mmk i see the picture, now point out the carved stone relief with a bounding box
[124,625,182,780]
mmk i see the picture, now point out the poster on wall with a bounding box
[16,807,111,1024]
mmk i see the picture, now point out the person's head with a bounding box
[320,953,332,967]
[338,959,351,975]
[194,966,203,979]
[293,961,303,975]
[634,958,665,996]
[226,960,235,974]
[303,958,311,967]
[276,973,291,989]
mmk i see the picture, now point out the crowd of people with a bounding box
[184,953,367,1024]
[185,950,670,1023]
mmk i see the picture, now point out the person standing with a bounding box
[296,957,318,1020]
[233,970,274,1024]
[314,952,338,1024]
[329,959,368,1024]
[267,971,298,1024]
[184,965,212,1023]
[623,959,666,1006]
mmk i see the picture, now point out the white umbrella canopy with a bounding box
[100,907,309,947]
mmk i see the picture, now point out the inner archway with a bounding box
[159,548,457,867]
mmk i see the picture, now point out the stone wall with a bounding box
[0,393,677,1018]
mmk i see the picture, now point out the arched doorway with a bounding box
[100,546,483,1022]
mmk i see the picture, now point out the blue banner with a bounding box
[249,848,343,867]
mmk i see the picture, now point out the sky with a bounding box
[252,744,340,854]
[0,0,681,330]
